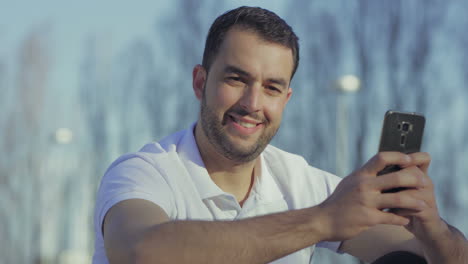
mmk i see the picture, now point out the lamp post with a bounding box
[334,74,361,177]
[54,128,73,144]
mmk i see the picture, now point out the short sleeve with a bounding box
[94,154,175,237]
[316,240,343,253]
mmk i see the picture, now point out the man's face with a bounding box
[199,28,293,163]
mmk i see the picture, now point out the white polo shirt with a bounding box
[93,123,343,263]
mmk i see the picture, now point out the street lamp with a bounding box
[336,74,361,93]
[334,74,361,177]
[54,128,73,144]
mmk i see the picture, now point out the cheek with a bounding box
[211,84,242,108]
[264,101,286,122]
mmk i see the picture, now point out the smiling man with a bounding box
[192,26,294,206]
[92,6,467,264]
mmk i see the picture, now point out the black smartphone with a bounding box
[377,110,425,192]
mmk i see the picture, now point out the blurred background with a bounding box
[1,0,468,263]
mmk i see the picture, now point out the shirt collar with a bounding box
[250,151,285,203]
[177,122,225,199]
[177,122,284,203]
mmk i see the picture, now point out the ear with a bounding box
[192,64,207,101]
[285,87,293,104]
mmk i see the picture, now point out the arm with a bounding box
[104,152,466,264]
[419,220,468,264]
[103,199,328,264]
[389,153,468,264]
[340,224,422,262]
[339,152,468,263]
[340,214,468,264]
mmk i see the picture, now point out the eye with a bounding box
[266,86,282,94]
[225,76,245,85]
[227,76,241,81]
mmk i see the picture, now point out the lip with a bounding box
[229,114,262,125]
[227,114,263,135]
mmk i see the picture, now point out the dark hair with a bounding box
[202,6,300,80]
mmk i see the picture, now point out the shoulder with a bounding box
[101,127,193,188]
[263,145,322,179]
[263,145,339,181]
[263,145,341,203]
[96,128,191,217]
[137,128,186,155]
[100,134,180,182]
[96,149,177,218]
[263,144,309,167]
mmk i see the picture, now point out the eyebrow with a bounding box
[268,77,287,88]
[223,65,251,77]
[223,65,288,89]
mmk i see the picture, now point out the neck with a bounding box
[194,122,259,204]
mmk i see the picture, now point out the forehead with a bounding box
[213,28,294,81]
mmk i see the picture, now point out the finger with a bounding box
[398,187,437,210]
[408,152,431,174]
[390,208,423,217]
[377,210,410,226]
[377,193,427,211]
[398,188,431,200]
[363,152,412,176]
[374,167,426,191]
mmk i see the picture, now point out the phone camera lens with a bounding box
[402,123,410,132]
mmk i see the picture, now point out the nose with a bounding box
[239,83,262,113]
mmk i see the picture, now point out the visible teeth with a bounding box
[234,118,256,128]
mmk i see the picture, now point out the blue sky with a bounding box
[0,0,290,135]
[0,0,286,100]
[1,1,170,96]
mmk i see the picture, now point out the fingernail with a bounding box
[422,177,428,186]
[403,218,410,226]
[419,200,428,208]
[405,155,412,163]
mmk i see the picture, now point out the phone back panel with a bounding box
[379,111,425,154]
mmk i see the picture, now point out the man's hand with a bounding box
[319,151,467,263]
[391,152,442,239]
[392,153,468,263]
[318,152,428,242]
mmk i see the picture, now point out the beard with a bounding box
[199,90,280,163]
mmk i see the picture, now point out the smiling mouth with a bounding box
[229,115,260,128]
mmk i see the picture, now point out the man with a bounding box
[92,6,467,264]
